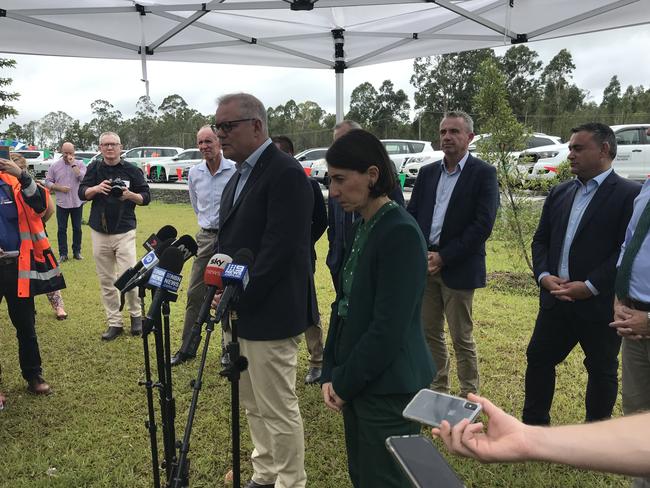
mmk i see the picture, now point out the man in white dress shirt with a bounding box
[171,125,236,365]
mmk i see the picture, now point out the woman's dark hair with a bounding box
[326,129,397,198]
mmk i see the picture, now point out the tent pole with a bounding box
[332,28,346,123]
[140,12,150,97]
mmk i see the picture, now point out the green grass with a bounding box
[0,201,628,487]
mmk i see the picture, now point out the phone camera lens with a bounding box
[464,402,476,410]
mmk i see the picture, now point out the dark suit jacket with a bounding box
[407,154,499,290]
[308,177,327,325]
[532,171,640,321]
[321,206,435,401]
[217,142,314,340]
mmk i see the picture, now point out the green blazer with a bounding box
[321,205,435,401]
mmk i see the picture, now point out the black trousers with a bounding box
[0,260,43,381]
[523,302,621,425]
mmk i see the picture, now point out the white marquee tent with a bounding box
[1,0,649,119]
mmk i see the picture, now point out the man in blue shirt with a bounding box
[524,122,640,425]
[610,175,650,488]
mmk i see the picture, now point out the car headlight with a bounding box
[535,151,560,159]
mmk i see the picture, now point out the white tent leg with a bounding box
[336,71,344,123]
[140,13,150,97]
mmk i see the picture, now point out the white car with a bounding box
[310,158,328,185]
[121,146,184,177]
[381,139,436,173]
[294,147,328,169]
[523,124,650,181]
[13,149,56,178]
[148,148,203,182]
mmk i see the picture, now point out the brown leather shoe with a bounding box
[27,375,52,395]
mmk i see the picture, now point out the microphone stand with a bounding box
[171,312,218,488]
[148,291,181,486]
[220,309,248,488]
[138,284,162,488]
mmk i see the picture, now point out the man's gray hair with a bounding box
[442,111,474,134]
[217,93,268,136]
[99,131,121,144]
[334,120,362,131]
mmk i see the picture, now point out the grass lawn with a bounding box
[0,201,628,487]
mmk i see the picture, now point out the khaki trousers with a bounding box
[91,228,140,328]
[239,335,307,488]
[179,229,217,351]
[304,323,323,368]
[622,337,650,487]
[421,272,478,396]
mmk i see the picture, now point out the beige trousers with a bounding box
[90,228,140,328]
[238,335,307,488]
[421,272,478,396]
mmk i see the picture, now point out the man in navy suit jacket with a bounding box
[524,122,640,426]
[214,94,313,488]
[407,111,498,397]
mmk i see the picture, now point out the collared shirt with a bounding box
[555,167,613,295]
[428,152,469,246]
[234,138,273,203]
[45,157,87,208]
[618,178,650,302]
[188,156,236,230]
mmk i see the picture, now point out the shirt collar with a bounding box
[240,138,272,173]
[576,167,612,193]
[198,153,235,175]
[441,151,469,175]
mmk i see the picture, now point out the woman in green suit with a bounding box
[321,129,435,487]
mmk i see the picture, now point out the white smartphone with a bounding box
[402,389,482,428]
[0,250,19,258]
[386,435,465,488]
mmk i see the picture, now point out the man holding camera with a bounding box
[79,131,150,340]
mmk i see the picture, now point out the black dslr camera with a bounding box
[108,177,127,197]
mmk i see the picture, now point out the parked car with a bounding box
[75,151,99,165]
[122,146,184,176]
[523,124,650,181]
[310,158,328,185]
[381,139,436,173]
[13,150,55,178]
[148,148,203,182]
[294,147,328,169]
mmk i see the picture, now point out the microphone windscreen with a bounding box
[173,235,199,259]
[158,247,185,274]
[204,253,233,288]
[157,225,178,242]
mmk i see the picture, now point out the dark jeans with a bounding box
[56,205,83,257]
[342,392,419,488]
[523,302,621,425]
[0,261,43,381]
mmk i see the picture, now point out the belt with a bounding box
[624,298,650,312]
[428,244,440,252]
[0,256,18,266]
[201,228,218,234]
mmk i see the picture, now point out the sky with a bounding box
[1,23,649,132]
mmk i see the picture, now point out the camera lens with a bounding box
[464,402,476,410]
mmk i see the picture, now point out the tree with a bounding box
[601,76,621,116]
[473,57,535,273]
[88,99,123,139]
[39,110,74,147]
[411,49,496,118]
[498,45,543,122]
[539,49,585,133]
[347,82,379,127]
[0,58,19,122]
[346,80,411,137]
[63,120,96,150]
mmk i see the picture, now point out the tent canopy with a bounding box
[1,0,648,118]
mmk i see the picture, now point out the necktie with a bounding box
[615,198,650,299]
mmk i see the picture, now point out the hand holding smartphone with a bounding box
[402,389,482,428]
[0,145,11,161]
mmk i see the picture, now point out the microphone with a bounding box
[115,237,176,293]
[171,234,199,262]
[143,224,177,252]
[143,247,185,335]
[114,225,177,291]
[214,249,254,323]
[182,253,233,352]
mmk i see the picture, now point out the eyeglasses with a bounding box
[100,142,120,148]
[211,118,256,134]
